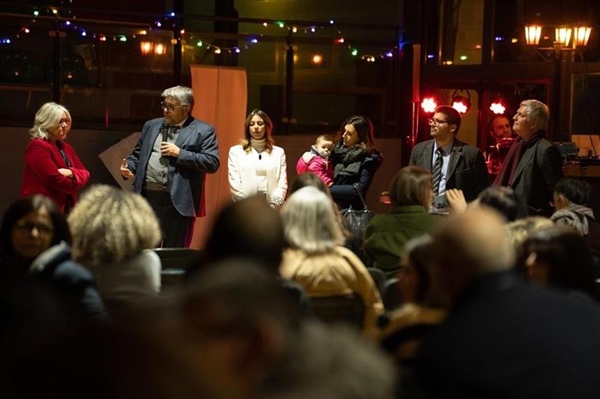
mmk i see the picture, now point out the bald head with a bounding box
[431,207,515,305]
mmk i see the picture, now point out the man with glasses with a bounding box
[409,105,488,207]
[120,85,220,248]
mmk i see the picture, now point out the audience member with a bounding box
[68,185,162,311]
[504,215,554,250]
[363,166,441,278]
[409,105,488,204]
[296,134,335,187]
[416,207,600,399]
[551,177,597,236]
[329,115,383,210]
[488,114,515,144]
[493,99,563,217]
[186,195,310,315]
[515,225,600,302]
[228,109,288,209]
[279,186,384,336]
[20,102,90,213]
[446,185,519,222]
[376,234,445,364]
[121,85,220,248]
[0,195,107,319]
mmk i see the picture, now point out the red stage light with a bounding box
[452,95,471,114]
[490,101,506,114]
[421,97,437,113]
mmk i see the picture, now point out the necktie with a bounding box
[432,148,443,195]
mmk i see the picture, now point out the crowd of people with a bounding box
[2,85,600,398]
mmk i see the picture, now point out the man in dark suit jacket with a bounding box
[409,105,488,203]
[121,86,220,248]
[415,208,600,399]
[494,99,563,217]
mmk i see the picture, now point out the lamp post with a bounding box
[524,23,593,141]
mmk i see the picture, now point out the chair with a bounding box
[383,278,402,311]
[367,267,387,297]
[154,248,202,289]
[310,294,365,330]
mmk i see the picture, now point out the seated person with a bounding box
[296,134,335,187]
[364,166,441,279]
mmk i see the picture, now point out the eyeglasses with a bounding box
[428,118,449,126]
[160,101,187,113]
[14,222,54,235]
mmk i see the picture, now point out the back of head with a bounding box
[204,195,285,273]
[281,186,344,254]
[435,105,461,134]
[515,226,599,300]
[403,234,437,304]
[476,186,519,222]
[554,177,590,206]
[389,166,432,207]
[505,216,554,249]
[68,185,161,267]
[290,173,330,197]
[432,208,515,304]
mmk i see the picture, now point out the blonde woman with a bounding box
[279,186,384,336]
[21,102,90,213]
[68,184,162,309]
[228,109,287,209]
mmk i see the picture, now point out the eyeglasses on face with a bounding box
[428,118,449,126]
[160,101,187,113]
[14,222,54,235]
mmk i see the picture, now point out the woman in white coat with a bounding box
[228,109,288,209]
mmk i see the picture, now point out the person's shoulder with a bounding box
[188,118,215,131]
[144,117,163,127]
[272,145,286,155]
[455,139,483,153]
[412,139,432,151]
[27,138,50,148]
[228,144,244,154]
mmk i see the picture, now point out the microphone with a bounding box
[160,123,169,142]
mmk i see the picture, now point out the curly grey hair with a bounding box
[68,184,161,268]
[521,99,549,132]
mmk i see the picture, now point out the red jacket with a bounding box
[20,138,90,212]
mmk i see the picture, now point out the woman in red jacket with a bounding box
[20,102,90,213]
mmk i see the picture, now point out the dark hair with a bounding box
[487,114,511,133]
[554,177,590,206]
[203,196,285,274]
[477,186,519,222]
[0,195,71,258]
[242,109,274,153]
[389,166,432,207]
[515,226,599,302]
[341,115,375,150]
[435,105,462,134]
[403,234,437,304]
[290,173,330,196]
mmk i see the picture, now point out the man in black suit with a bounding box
[409,105,488,204]
[493,99,563,217]
[415,207,600,399]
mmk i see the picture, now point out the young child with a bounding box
[296,134,334,187]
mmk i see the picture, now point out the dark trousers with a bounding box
[144,189,195,248]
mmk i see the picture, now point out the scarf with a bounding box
[551,204,595,235]
[332,144,367,178]
[493,131,545,186]
[250,137,267,153]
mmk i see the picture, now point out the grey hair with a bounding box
[161,85,195,107]
[68,184,161,268]
[521,99,549,131]
[281,186,345,254]
[29,102,71,139]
